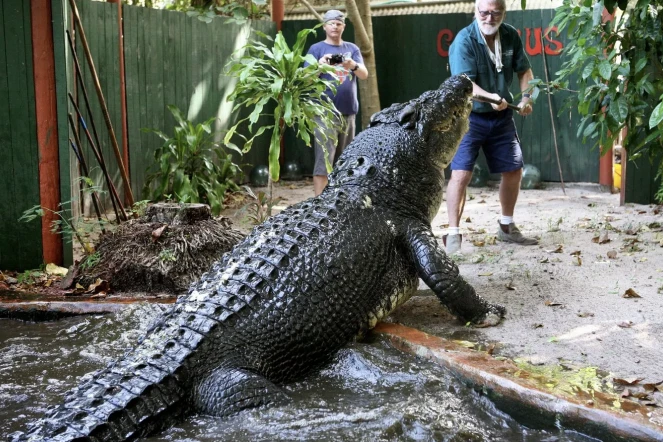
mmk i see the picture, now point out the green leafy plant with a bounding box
[224,26,342,211]
[79,251,101,271]
[176,1,268,23]
[19,178,111,257]
[17,269,45,285]
[544,0,663,202]
[240,186,283,224]
[143,105,244,215]
[158,249,177,263]
[127,199,151,218]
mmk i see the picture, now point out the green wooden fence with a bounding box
[0,2,42,270]
[282,11,599,183]
[74,2,275,205]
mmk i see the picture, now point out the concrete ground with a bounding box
[263,179,663,439]
[267,180,663,386]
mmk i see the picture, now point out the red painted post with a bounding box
[272,0,284,31]
[599,8,614,190]
[108,0,130,205]
[272,0,285,164]
[31,0,63,265]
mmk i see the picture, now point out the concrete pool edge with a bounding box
[374,322,663,442]
[0,299,175,321]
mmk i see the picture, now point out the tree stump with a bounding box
[70,203,245,295]
[145,203,211,225]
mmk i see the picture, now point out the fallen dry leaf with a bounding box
[607,250,618,259]
[438,223,449,229]
[572,256,582,266]
[453,340,476,349]
[532,323,544,328]
[617,321,634,328]
[623,288,641,298]
[643,382,663,392]
[86,278,110,294]
[45,263,68,277]
[545,300,563,307]
[486,344,496,355]
[152,225,168,241]
[472,240,485,247]
[613,377,644,386]
[546,245,564,253]
[505,281,516,290]
[478,272,493,277]
[465,216,472,223]
[577,312,594,318]
[570,250,582,256]
[540,257,550,263]
[485,236,497,245]
[621,388,631,398]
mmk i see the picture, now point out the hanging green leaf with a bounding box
[649,102,663,129]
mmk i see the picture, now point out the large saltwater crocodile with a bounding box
[13,74,505,441]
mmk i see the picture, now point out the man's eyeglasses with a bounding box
[477,10,503,19]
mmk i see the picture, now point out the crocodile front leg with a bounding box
[405,223,505,326]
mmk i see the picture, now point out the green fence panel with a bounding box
[75,0,123,215]
[282,11,599,183]
[624,152,662,204]
[0,2,42,270]
[122,7,276,197]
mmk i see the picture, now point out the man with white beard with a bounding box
[444,0,538,255]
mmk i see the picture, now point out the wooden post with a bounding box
[599,8,614,191]
[108,0,130,206]
[31,0,63,265]
[271,0,284,31]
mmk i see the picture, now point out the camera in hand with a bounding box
[328,53,345,64]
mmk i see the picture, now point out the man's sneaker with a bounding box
[443,233,462,254]
[496,221,538,245]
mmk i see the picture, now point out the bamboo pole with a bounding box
[69,95,128,221]
[67,134,108,232]
[67,0,135,205]
[541,34,566,194]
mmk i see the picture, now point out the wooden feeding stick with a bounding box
[472,94,521,112]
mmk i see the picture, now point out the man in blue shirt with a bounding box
[307,10,368,195]
[444,0,538,255]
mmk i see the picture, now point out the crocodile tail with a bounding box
[15,316,204,441]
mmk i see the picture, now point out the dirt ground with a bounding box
[257,179,663,386]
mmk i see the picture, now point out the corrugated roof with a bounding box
[284,0,563,20]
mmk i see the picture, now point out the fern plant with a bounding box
[143,105,244,215]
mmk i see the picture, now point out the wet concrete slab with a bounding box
[374,322,663,442]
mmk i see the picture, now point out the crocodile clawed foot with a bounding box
[470,303,506,328]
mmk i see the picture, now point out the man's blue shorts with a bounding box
[451,109,524,173]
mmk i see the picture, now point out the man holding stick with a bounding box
[444,0,538,255]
